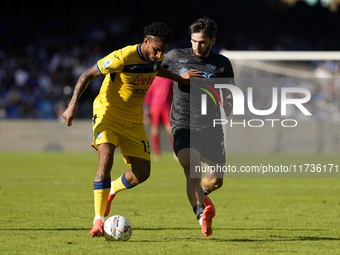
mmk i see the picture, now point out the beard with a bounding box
[193,44,211,58]
[144,49,155,65]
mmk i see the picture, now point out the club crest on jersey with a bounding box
[102,59,112,69]
[209,64,217,71]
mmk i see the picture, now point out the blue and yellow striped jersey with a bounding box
[95,44,163,123]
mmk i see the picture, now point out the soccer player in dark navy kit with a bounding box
[161,17,235,236]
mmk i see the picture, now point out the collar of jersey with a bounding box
[137,44,146,62]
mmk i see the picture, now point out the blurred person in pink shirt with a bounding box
[145,76,173,161]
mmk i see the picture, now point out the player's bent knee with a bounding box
[130,160,151,184]
[178,156,190,170]
[136,168,150,183]
[210,177,223,189]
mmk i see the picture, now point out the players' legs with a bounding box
[199,158,224,220]
[106,121,151,218]
[197,125,225,222]
[104,157,150,217]
[174,129,205,215]
[177,147,204,208]
[174,128,215,236]
[177,148,215,236]
[201,157,224,194]
[90,143,116,237]
[96,143,116,181]
[124,156,151,186]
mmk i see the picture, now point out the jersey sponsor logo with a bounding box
[129,74,154,86]
[131,88,148,98]
[102,59,112,69]
[202,72,216,78]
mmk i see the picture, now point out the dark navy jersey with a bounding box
[161,48,235,132]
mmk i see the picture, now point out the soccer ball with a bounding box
[103,215,132,241]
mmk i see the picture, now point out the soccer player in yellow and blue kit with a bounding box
[62,22,202,237]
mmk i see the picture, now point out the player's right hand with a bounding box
[180,69,203,81]
[62,105,76,126]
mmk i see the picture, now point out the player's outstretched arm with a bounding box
[63,65,102,126]
[157,66,202,84]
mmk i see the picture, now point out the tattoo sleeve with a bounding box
[69,65,101,105]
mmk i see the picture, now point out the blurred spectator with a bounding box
[144,77,174,161]
[0,94,6,118]
[4,86,22,118]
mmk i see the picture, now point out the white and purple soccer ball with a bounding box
[103,215,132,241]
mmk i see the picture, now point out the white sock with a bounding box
[110,181,116,195]
[199,216,203,227]
[94,216,104,224]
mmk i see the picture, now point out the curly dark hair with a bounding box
[189,17,217,39]
[143,22,173,44]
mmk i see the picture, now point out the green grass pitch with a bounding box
[0,152,339,254]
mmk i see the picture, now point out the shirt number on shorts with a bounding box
[141,140,150,154]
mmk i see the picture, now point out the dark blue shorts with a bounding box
[173,126,225,164]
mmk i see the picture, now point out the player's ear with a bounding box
[143,37,149,45]
[211,37,216,46]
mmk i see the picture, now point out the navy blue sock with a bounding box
[193,203,205,220]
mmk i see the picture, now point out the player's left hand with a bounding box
[223,102,233,117]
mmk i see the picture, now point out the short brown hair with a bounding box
[188,17,217,39]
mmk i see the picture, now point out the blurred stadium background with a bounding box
[0,0,339,153]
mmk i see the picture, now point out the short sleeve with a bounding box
[96,49,124,76]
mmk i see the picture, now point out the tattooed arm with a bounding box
[62,65,102,126]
